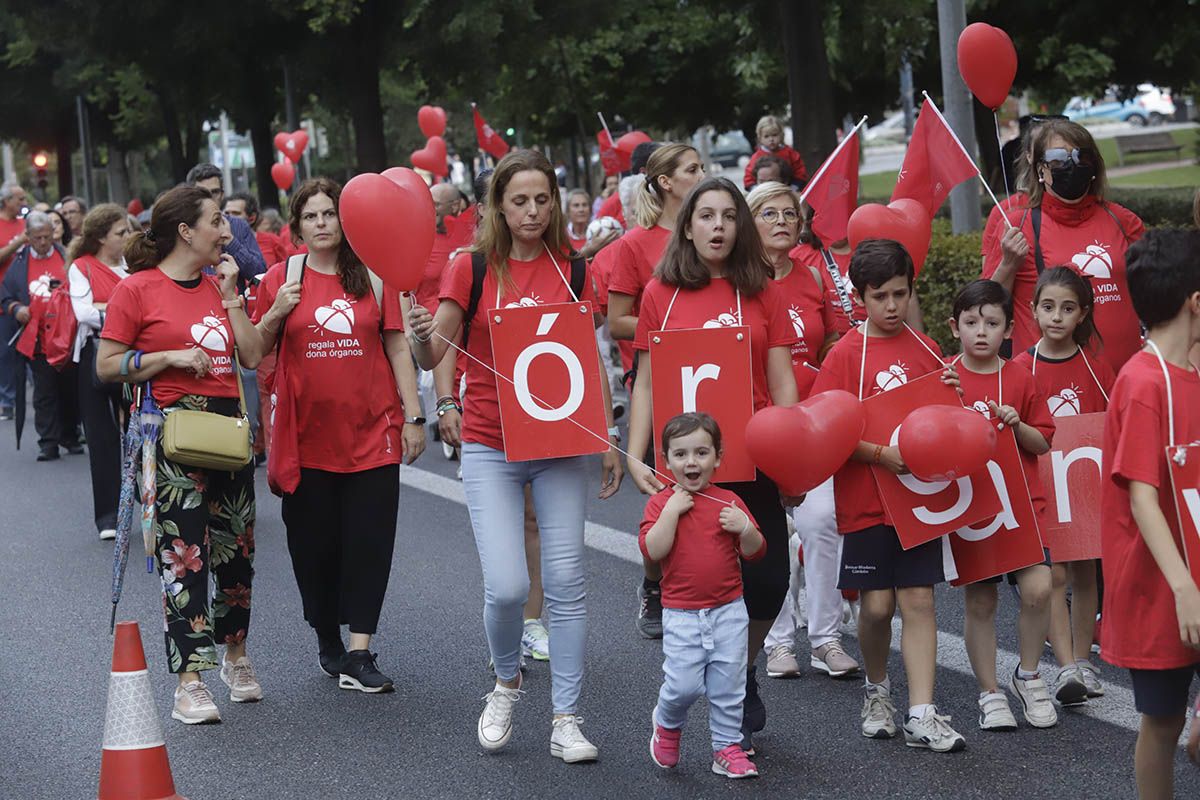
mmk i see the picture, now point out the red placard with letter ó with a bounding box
[1167,444,1200,586]
[649,326,755,484]
[949,426,1047,586]
[865,371,1004,549]
[489,301,610,462]
[1036,413,1104,562]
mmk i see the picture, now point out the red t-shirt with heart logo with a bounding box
[255,264,406,472]
[811,326,946,534]
[633,276,797,412]
[1012,345,1115,418]
[773,258,834,398]
[102,269,239,407]
[440,249,597,452]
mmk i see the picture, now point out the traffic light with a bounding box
[32,151,49,190]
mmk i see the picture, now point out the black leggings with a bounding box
[77,340,122,531]
[723,471,789,621]
[281,464,400,635]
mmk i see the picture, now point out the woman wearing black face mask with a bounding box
[982,119,1144,372]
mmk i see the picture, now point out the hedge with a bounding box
[917,219,982,354]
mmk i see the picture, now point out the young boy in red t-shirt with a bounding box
[640,412,765,780]
[810,239,966,753]
[1100,229,1200,798]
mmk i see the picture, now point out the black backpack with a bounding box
[460,251,588,350]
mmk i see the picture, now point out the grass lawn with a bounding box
[859,170,898,200]
[1096,127,1197,168]
[1109,163,1200,188]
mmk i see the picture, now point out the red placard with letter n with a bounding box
[866,371,1004,549]
[489,301,610,462]
[649,326,755,483]
[1036,413,1104,562]
[1167,444,1200,586]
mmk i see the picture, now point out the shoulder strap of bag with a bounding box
[1031,208,1047,275]
[1098,202,1133,244]
[285,252,306,285]
[568,256,587,302]
[461,252,488,350]
[232,345,248,419]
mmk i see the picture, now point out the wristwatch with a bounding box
[404,416,427,425]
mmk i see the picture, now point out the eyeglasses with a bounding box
[1043,147,1084,168]
[758,208,798,224]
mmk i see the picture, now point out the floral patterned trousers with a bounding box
[154,399,256,674]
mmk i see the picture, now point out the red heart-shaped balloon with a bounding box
[270,160,295,191]
[340,173,435,292]
[411,136,448,177]
[417,105,447,138]
[273,132,290,155]
[745,390,865,496]
[957,24,1017,111]
[615,130,651,156]
[285,129,309,163]
[847,198,932,274]
[897,404,997,482]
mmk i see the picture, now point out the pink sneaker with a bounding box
[650,720,681,768]
[711,744,759,779]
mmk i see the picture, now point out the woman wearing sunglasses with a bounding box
[983,119,1144,372]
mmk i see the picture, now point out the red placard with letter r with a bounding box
[1036,413,1104,562]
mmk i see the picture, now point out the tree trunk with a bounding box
[781,0,837,178]
[249,113,278,210]
[345,0,387,173]
[54,125,73,200]
[106,143,131,205]
[972,99,1002,196]
[156,90,187,183]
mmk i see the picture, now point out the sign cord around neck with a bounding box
[857,321,943,400]
[493,242,579,309]
[1032,339,1111,405]
[662,283,742,329]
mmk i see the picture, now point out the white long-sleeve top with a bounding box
[68,258,128,362]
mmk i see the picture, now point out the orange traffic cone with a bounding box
[98,621,187,800]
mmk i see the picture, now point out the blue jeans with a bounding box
[654,598,749,750]
[460,442,589,714]
[0,313,18,408]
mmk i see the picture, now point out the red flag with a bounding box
[801,131,860,245]
[891,98,980,217]
[597,129,626,175]
[473,105,510,159]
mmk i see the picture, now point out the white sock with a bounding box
[908,703,934,720]
[1016,666,1039,680]
[865,675,890,693]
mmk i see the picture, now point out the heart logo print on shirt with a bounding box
[1047,386,1082,417]
[505,295,542,309]
[971,400,992,417]
[1070,242,1112,279]
[788,307,806,338]
[874,362,908,392]
[703,310,740,329]
[28,273,53,298]
[189,315,229,352]
[314,298,355,334]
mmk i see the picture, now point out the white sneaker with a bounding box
[99,529,116,541]
[521,619,550,661]
[172,680,221,724]
[860,685,897,739]
[1077,662,1105,698]
[219,655,263,703]
[978,691,1017,731]
[550,715,599,763]
[1053,665,1089,707]
[903,706,966,752]
[478,682,523,751]
[1011,671,1058,728]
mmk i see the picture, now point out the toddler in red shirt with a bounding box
[742,115,807,190]
[640,413,764,780]
[1099,229,1200,799]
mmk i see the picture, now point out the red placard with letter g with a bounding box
[649,326,755,484]
[489,301,610,462]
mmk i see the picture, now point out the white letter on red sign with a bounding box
[1184,488,1200,530]
[954,460,1018,542]
[1051,446,1101,524]
[512,312,585,422]
[889,426,976,525]
[680,364,720,413]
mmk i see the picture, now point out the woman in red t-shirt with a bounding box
[67,204,130,540]
[984,120,1144,372]
[407,150,623,762]
[98,185,265,725]
[627,176,800,751]
[254,178,425,694]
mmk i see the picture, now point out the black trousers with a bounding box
[723,471,790,621]
[281,464,400,635]
[29,355,79,451]
[77,340,123,531]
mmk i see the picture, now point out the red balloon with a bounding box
[745,390,865,496]
[381,166,436,249]
[615,130,651,156]
[847,198,932,274]
[898,405,998,482]
[417,105,447,138]
[287,129,309,163]
[411,136,448,177]
[957,23,1017,110]
[340,173,435,292]
[270,160,295,191]
[273,131,290,155]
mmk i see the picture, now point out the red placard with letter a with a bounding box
[865,371,1004,549]
[489,301,610,462]
[1036,413,1104,562]
[649,326,755,483]
[1167,444,1200,586]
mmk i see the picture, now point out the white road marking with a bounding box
[402,464,1146,734]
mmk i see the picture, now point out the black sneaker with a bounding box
[339,650,394,693]
[37,448,59,462]
[317,629,347,677]
[0,407,13,421]
[636,581,663,639]
[744,665,766,733]
[64,444,85,455]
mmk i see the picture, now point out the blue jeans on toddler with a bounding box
[653,597,749,750]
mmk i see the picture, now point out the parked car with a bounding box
[704,130,754,168]
[863,111,907,143]
[1062,84,1176,126]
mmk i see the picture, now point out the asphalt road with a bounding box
[2,421,1198,799]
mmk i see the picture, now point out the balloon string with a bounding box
[431,330,734,506]
[994,111,1011,200]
